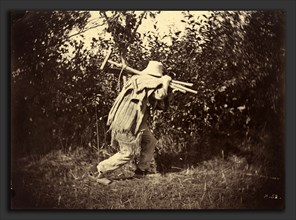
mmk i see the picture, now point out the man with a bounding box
[89,61,173,180]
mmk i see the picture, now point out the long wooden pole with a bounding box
[107,60,197,94]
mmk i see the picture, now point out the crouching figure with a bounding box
[90,61,173,180]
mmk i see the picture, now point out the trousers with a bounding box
[97,125,157,173]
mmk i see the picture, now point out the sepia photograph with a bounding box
[11,10,285,210]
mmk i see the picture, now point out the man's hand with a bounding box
[161,75,172,89]
[152,75,172,100]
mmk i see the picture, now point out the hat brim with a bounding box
[140,70,163,77]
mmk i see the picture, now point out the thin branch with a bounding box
[86,17,101,24]
[66,23,104,39]
[101,11,109,21]
[133,11,146,35]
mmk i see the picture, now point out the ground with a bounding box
[11,148,284,209]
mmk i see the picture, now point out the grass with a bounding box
[11,147,284,210]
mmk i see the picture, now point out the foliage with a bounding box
[12,11,113,155]
[147,11,285,175]
[11,11,285,178]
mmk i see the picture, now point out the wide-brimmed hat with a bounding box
[141,61,163,77]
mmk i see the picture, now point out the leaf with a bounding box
[175,31,181,36]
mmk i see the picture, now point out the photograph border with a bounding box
[1,0,295,220]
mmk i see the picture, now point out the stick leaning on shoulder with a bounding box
[106,60,197,94]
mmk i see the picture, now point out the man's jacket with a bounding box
[107,74,168,135]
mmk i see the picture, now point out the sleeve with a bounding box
[152,85,169,100]
[151,76,171,100]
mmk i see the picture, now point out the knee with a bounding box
[119,148,134,160]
